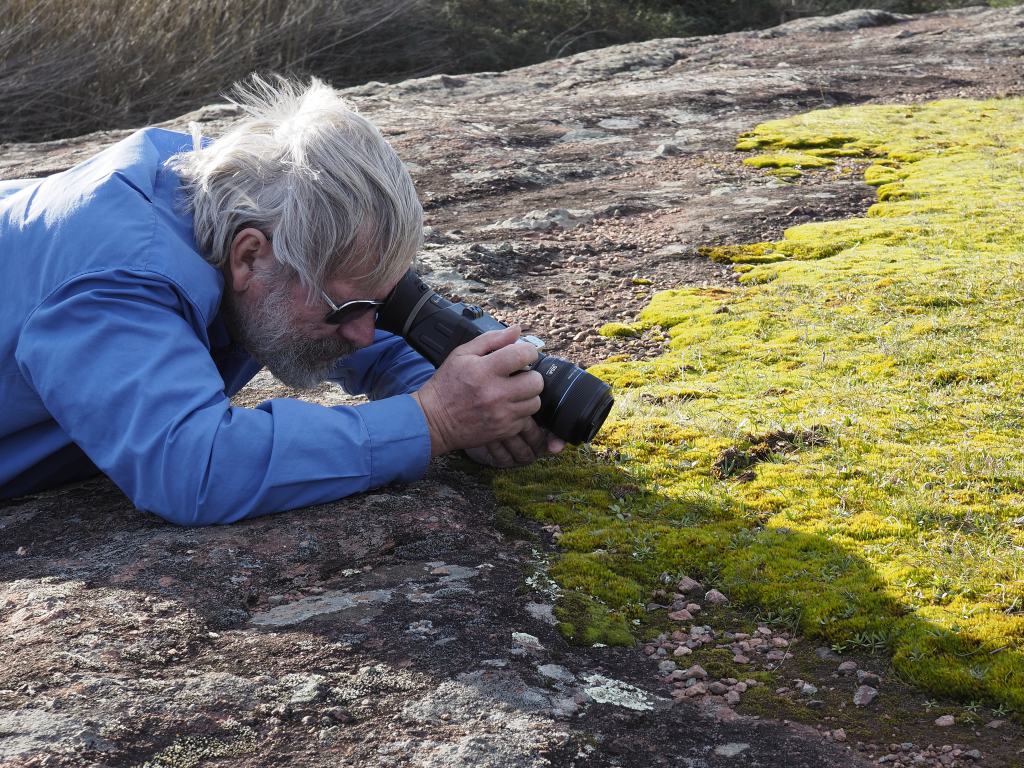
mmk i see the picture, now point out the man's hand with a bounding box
[464,420,567,467]
[411,326,548,458]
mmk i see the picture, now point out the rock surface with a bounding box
[2,5,1023,766]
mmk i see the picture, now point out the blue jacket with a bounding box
[0,127,435,525]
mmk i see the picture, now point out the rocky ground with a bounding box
[2,5,1024,767]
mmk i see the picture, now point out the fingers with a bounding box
[485,340,541,377]
[454,325,522,357]
[464,423,562,468]
[486,441,517,467]
[507,374,544,405]
[477,436,533,467]
[547,435,567,454]
[454,327,540,378]
[517,419,549,455]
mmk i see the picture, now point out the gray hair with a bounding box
[168,75,422,297]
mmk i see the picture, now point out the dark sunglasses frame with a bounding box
[320,291,386,326]
[256,231,386,326]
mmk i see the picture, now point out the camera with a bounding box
[377,270,613,444]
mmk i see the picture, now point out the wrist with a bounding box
[410,390,450,457]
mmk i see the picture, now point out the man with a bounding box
[0,77,563,525]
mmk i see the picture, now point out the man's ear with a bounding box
[226,228,275,293]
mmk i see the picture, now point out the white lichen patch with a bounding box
[249,589,393,627]
[511,632,545,652]
[581,674,657,711]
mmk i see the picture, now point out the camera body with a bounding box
[377,270,613,444]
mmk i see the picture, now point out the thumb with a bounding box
[453,325,521,357]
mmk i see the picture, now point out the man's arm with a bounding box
[16,271,431,525]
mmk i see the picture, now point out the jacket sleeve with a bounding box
[15,269,431,526]
[329,330,436,400]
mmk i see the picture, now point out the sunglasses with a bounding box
[258,232,388,326]
[320,291,386,326]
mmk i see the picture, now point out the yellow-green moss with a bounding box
[599,322,641,338]
[743,152,835,170]
[699,243,782,265]
[498,97,1024,712]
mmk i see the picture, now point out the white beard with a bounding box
[221,275,355,390]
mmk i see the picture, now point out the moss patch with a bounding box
[599,322,641,338]
[743,152,834,169]
[496,97,1024,712]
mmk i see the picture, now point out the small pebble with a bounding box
[677,576,703,594]
[704,589,729,605]
[856,670,881,687]
[853,685,878,707]
[684,682,707,697]
[682,664,708,680]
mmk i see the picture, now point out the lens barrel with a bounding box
[530,353,614,444]
[378,270,613,444]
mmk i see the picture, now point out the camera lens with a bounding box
[531,354,615,444]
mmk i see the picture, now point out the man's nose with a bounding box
[336,311,376,349]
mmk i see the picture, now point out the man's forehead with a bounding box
[323,271,397,300]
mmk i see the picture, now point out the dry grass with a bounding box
[0,0,443,141]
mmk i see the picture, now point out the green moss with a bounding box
[498,97,1024,711]
[599,322,641,338]
[743,152,834,170]
[555,591,635,646]
[738,683,818,721]
[689,647,743,679]
[699,243,784,265]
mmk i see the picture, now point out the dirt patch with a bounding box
[713,427,831,480]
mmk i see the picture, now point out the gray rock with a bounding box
[282,673,330,706]
[676,576,703,594]
[856,670,881,687]
[0,709,112,760]
[597,117,641,130]
[537,664,575,684]
[755,9,912,38]
[682,664,708,680]
[853,685,878,707]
